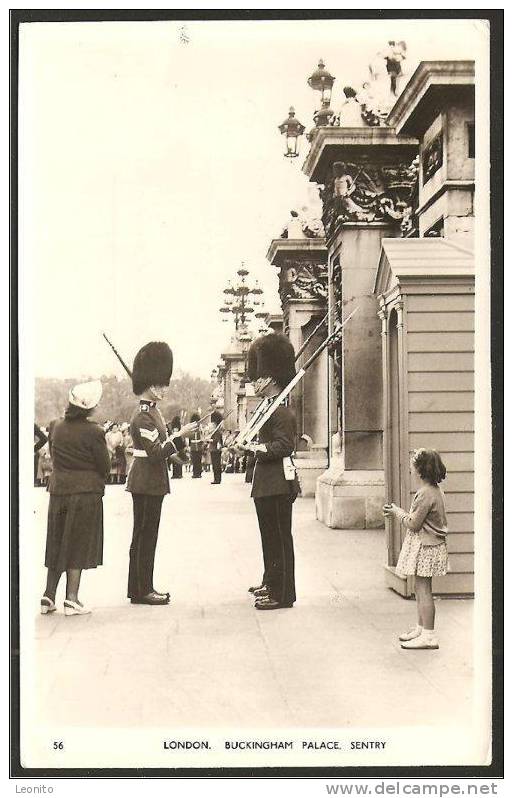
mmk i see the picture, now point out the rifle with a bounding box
[102,333,132,378]
[235,307,358,446]
[203,409,234,442]
[235,310,336,442]
[294,305,341,362]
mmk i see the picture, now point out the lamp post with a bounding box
[219,264,264,332]
[308,58,336,129]
[279,60,336,154]
[307,59,335,105]
[278,106,306,158]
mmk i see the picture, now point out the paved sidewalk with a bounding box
[31,474,473,729]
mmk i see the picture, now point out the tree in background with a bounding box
[35,372,214,427]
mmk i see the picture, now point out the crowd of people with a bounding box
[35,417,251,487]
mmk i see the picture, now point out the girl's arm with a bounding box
[386,492,433,533]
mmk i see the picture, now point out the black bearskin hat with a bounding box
[132,341,173,396]
[247,333,296,389]
[170,415,181,429]
[211,410,223,425]
[191,412,200,423]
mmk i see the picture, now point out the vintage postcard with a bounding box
[12,11,500,776]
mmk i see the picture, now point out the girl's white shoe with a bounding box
[40,597,56,615]
[401,630,439,650]
[399,625,423,642]
[63,600,91,616]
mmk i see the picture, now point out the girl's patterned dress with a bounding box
[395,483,449,578]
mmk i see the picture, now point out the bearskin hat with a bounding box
[247,333,296,389]
[191,412,200,423]
[132,341,173,396]
[211,410,223,425]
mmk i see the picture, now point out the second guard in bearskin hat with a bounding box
[188,412,204,479]
[126,341,198,605]
[207,410,224,485]
[243,333,300,610]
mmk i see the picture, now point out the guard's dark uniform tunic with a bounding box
[126,400,178,599]
[190,430,203,478]
[209,428,223,484]
[251,403,299,606]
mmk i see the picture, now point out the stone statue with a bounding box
[364,40,408,118]
[385,40,407,96]
[333,162,367,221]
[285,210,306,239]
[338,86,365,127]
[323,41,409,132]
[281,201,325,240]
[299,204,325,238]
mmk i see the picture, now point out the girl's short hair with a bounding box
[412,448,446,485]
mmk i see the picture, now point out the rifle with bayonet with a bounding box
[235,306,358,447]
[101,333,200,449]
[102,332,133,378]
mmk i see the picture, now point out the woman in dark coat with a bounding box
[41,380,110,616]
[34,424,48,486]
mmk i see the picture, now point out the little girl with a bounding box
[383,448,449,650]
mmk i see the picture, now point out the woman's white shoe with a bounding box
[399,625,422,642]
[63,600,91,616]
[40,597,56,615]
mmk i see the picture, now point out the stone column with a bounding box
[301,127,418,528]
[220,342,247,433]
[317,223,393,528]
[266,238,329,496]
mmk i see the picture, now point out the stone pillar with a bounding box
[266,238,329,496]
[220,341,247,433]
[316,223,392,529]
[301,126,418,528]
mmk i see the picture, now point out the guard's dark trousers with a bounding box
[211,450,222,483]
[128,494,164,598]
[191,451,203,478]
[254,495,296,605]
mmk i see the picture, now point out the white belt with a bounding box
[132,449,148,458]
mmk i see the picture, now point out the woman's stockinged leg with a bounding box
[44,568,62,602]
[415,575,435,631]
[66,568,82,603]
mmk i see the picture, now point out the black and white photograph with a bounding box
[11,9,502,779]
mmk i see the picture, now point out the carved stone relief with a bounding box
[279,259,329,305]
[320,157,419,238]
[422,132,443,184]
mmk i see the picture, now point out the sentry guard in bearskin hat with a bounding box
[247,333,296,389]
[131,342,173,396]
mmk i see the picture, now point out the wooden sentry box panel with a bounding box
[375,237,475,597]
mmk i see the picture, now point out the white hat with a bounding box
[68,380,103,410]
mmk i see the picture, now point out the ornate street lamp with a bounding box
[219,264,265,332]
[278,106,306,158]
[308,58,336,129]
[307,59,335,105]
